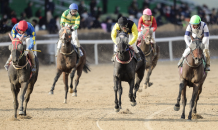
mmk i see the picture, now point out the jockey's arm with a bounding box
[60,10,68,27]
[202,24,209,48]
[27,24,36,50]
[137,17,143,32]
[129,23,138,45]
[11,24,18,38]
[111,23,119,44]
[72,14,80,30]
[184,25,192,47]
[151,17,157,32]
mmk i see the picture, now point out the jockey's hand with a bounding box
[24,50,29,56]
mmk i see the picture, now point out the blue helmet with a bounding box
[69,3,78,10]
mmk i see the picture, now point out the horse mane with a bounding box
[116,32,128,44]
[59,27,71,37]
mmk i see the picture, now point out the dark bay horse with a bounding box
[8,34,39,118]
[113,33,146,112]
[49,26,90,103]
[138,28,160,88]
[174,38,207,120]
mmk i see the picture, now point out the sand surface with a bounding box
[1,60,218,130]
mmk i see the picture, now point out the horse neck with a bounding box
[140,41,151,54]
[117,51,130,61]
[61,41,72,53]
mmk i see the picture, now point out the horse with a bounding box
[113,32,146,112]
[138,27,160,89]
[7,34,39,118]
[174,38,207,120]
[49,26,90,104]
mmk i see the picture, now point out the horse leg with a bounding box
[11,84,19,118]
[118,80,122,110]
[144,67,153,89]
[19,82,28,115]
[69,68,76,93]
[193,85,202,114]
[63,72,69,104]
[187,85,199,120]
[134,69,145,98]
[128,79,136,106]
[49,70,62,94]
[181,85,187,119]
[174,80,186,111]
[23,83,34,115]
[72,65,83,97]
[114,76,119,112]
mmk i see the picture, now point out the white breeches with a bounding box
[114,34,139,53]
[16,35,31,50]
[57,30,80,49]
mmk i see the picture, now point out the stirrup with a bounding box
[205,66,210,71]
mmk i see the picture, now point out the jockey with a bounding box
[137,8,157,56]
[178,15,210,71]
[56,3,81,59]
[111,16,142,62]
[4,20,37,72]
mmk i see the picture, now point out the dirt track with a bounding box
[1,60,218,130]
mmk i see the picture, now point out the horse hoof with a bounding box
[131,102,137,106]
[143,84,147,89]
[174,106,180,111]
[149,82,153,87]
[114,108,120,112]
[72,92,77,97]
[69,88,73,93]
[63,99,67,104]
[48,91,53,95]
[19,111,25,115]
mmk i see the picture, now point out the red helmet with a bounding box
[17,20,28,32]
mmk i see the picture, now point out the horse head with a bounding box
[8,34,25,65]
[141,27,153,45]
[116,32,129,55]
[189,38,204,64]
[59,26,72,47]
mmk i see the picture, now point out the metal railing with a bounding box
[1,35,218,64]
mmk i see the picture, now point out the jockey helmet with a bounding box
[143,8,152,15]
[17,20,28,32]
[189,15,201,25]
[69,3,78,10]
[118,17,128,27]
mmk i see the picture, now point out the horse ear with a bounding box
[17,44,24,51]
[8,33,13,41]
[9,44,12,51]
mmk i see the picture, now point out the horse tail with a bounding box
[83,62,90,73]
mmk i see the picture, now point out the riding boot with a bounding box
[203,49,210,71]
[29,51,36,73]
[135,53,142,62]
[4,55,12,71]
[178,57,184,67]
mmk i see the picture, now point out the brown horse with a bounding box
[49,26,90,103]
[138,28,159,89]
[174,38,207,120]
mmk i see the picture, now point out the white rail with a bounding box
[1,36,218,64]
